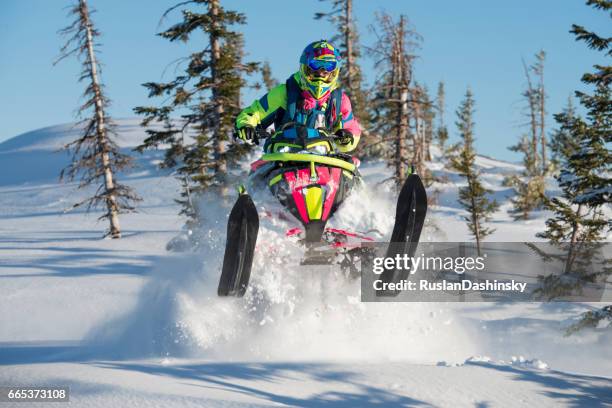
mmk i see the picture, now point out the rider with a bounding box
[235,40,361,153]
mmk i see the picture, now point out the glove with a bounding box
[334,129,354,145]
[235,126,255,143]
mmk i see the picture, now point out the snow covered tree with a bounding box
[55,0,140,239]
[435,81,449,152]
[451,89,498,255]
[133,0,258,224]
[260,61,278,91]
[537,102,608,248]
[315,0,370,149]
[565,306,612,336]
[534,0,610,307]
[369,13,422,186]
[505,159,546,220]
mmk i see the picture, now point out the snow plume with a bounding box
[88,183,478,363]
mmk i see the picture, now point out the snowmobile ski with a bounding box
[218,193,259,297]
[379,173,428,296]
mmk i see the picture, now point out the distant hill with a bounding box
[0,118,167,186]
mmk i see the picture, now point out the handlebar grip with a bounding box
[253,130,260,146]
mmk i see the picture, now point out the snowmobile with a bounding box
[218,123,427,297]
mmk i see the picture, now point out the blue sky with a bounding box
[0,0,609,161]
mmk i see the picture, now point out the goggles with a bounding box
[307,58,337,72]
[304,62,337,81]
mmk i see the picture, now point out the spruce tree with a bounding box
[435,81,449,152]
[420,85,435,162]
[506,51,548,219]
[505,149,546,220]
[450,89,498,255]
[533,50,548,174]
[549,96,578,170]
[408,83,434,180]
[536,0,610,319]
[521,55,541,175]
[56,0,140,239]
[410,84,425,176]
[133,0,257,225]
[368,13,422,186]
[260,61,278,91]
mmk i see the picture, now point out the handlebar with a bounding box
[271,122,338,141]
[236,122,340,146]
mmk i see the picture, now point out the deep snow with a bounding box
[0,120,610,407]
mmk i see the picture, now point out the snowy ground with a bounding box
[0,120,610,407]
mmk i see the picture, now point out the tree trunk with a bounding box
[411,87,424,176]
[395,16,410,186]
[437,82,445,129]
[523,60,539,175]
[539,69,547,175]
[81,0,121,239]
[424,112,432,162]
[436,82,446,151]
[529,100,538,174]
[468,174,482,256]
[344,0,353,92]
[397,86,409,185]
[210,0,226,177]
[564,204,582,274]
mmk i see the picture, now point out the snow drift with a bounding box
[89,184,478,363]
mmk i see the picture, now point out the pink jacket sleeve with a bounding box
[340,92,361,138]
[338,92,361,137]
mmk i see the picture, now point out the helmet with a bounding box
[298,40,341,100]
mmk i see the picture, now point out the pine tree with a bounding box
[315,0,370,148]
[521,55,541,175]
[505,51,548,219]
[505,142,546,220]
[535,0,610,315]
[260,61,278,91]
[549,96,578,170]
[369,13,422,186]
[533,50,548,174]
[55,0,140,239]
[133,0,258,225]
[408,83,434,179]
[420,85,435,162]
[435,81,449,152]
[410,84,425,176]
[450,89,498,255]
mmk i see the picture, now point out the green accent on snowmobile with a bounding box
[342,170,354,179]
[268,174,283,186]
[237,184,247,195]
[261,152,356,173]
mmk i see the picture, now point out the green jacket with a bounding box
[235,73,361,152]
